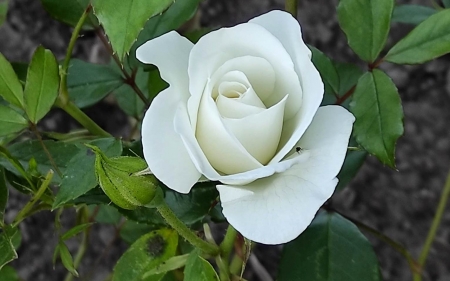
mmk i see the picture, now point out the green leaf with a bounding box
[94,204,122,224]
[92,0,174,61]
[444,0,450,8]
[11,63,28,84]
[310,47,340,104]
[58,242,78,277]
[40,0,98,29]
[278,212,381,281]
[336,139,367,191]
[0,140,80,183]
[0,105,28,136]
[68,59,123,108]
[392,5,436,25]
[350,69,403,168]
[129,0,201,67]
[61,223,94,241]
[0,226,18,270]
[120,220,154,244]
[113,228,178,281]
[143,254,189,277]
[0,266,19,281]
[337,0,394,62]
[385,9,450,64]
[0,53,24,108]
[0,168,7,222]
[53,138,122,208]
[24,46,59,123]
[184,251,219,281]
[0,1,7,28]
[165,186,218,226]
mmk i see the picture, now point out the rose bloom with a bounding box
[137,10,354,244]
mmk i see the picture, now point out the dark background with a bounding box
[1,0,450,280]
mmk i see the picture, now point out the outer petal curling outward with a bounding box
[137,31,201,193]
[217,106,355,244]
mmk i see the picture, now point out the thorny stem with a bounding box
[94,28,150,106]
[156,201,220,256]
[59,4,92,106]
[285,0,298,18]
[59,101,111,137]
[30,123,62,177]
[55,3,111,137]
[413,167,450,280]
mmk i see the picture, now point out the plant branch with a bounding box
[337,211,420,275]
[59,4,92,106]
[94,28,150,106]
[30,123,62,177]
[156,201,220,256]
[59,101,111,137]
[415,167,450,279]
[335,85,356,105]
[13,170,54,227]
[285,0,298,17]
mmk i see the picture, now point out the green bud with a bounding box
[86,144,159,210]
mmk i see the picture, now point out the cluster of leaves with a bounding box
[0,0,449,280]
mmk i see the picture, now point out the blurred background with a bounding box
[1,0,450,280]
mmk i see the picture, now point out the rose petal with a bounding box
[222,95,288,165]
[216,94,265,119]
[196,82,263,174]
[137,31,201,193]
[217,106,354,244]
[250,11,325,164]
[188,23,303,127]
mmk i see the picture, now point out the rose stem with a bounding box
[285,0,298,18]
[55,3,111,137]
[156,201,220,256]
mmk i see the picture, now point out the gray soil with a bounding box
[1,0,450,280]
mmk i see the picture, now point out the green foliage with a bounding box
[337,0,394,63]
[61,223,94,241]
[24,46,60,124]
[0,168,7,222]
[0,226,18,270]
[184,251,219,281]
[278,212,382,281]
[392,5,436,25]
[92,0,175,61]
[120,221,154,244]
[56,242,78,277]
[112,228,178,281]
[0,53,24,108]
[40,0,98,29]
[67,59,123,108]
[444,0,450,8]
[0,266,19,281]
[94,204,122,224]
[385,9,450,64]
[0,105,28,136]
[0,140,80,183]
[350,69,403,168]
[129,0,201,67]
[53,138,123,208]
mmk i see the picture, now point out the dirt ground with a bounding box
[1,0,450,280]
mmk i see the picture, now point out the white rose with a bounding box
[137,10,355,244]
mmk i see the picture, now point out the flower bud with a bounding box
[86,144,159,210]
